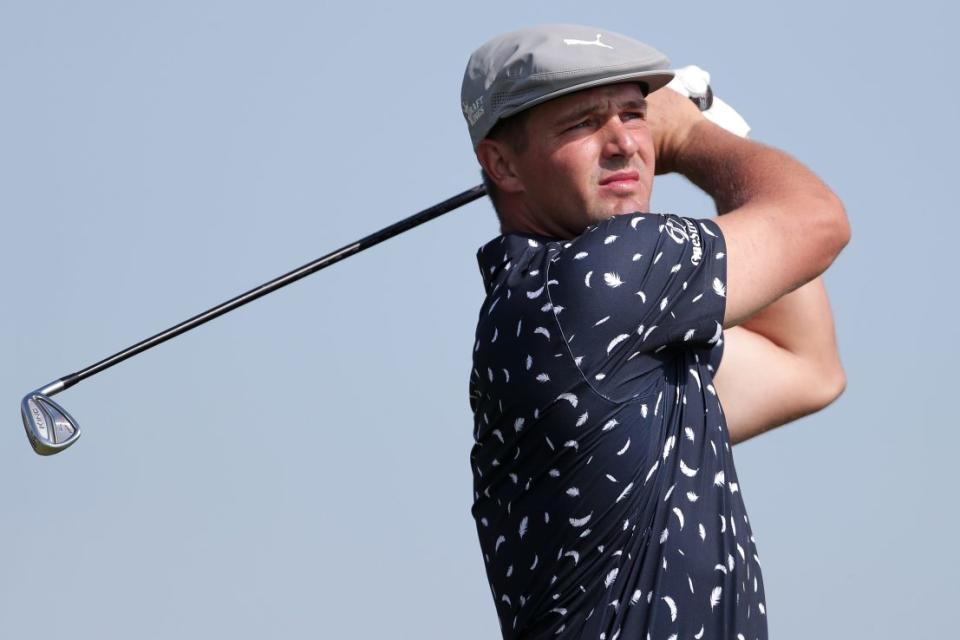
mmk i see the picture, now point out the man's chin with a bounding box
[607,198,649,216]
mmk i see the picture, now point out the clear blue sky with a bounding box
[2,1,956,638]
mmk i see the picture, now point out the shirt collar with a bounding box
[475,231,558,295]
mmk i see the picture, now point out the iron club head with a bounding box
[21,391,81,455]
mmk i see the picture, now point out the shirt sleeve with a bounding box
[546,212,727,402]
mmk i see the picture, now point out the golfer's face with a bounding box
[519,82,655,232]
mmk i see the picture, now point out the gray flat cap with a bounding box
[461,24,674,148]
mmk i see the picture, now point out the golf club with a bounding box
[20,76,745,456]
[21,184,487,455]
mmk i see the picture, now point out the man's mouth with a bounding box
[599,170,641,190]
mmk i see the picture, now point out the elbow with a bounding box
[807,363,847,412]
[818,189,851,266]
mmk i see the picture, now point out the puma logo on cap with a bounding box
[563,34,614,50]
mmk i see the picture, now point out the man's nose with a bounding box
[601,118,639,158]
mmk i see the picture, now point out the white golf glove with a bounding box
[666,65,751,138]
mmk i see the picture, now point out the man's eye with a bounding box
[623,111,646,121]
[565,120,590,132]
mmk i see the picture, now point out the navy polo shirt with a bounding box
[468,211,768,639]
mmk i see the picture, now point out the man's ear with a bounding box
[476,139,525,195]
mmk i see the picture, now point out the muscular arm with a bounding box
[713,277,846,444]
[648,88,850,443]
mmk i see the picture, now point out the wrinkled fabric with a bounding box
[468,212,768,639]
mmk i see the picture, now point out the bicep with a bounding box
[713,325,832,444]
[714,192,848,328]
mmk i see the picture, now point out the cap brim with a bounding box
[498,69,676,125]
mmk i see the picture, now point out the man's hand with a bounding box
[645,86,706,176]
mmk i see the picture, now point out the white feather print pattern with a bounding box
[615,482,633,503]
[575,412,589,427]
[636,290,646,302]
[694,625,705,639]
[536,373,550,383]
[593,315,610,326]
[604,234,618,244]
[525,354,533,370]
[514,418,525,432]
[643,460,659,484]
[713,277,726,297]
[714,470,725,486]
[534,326,551,340]
[566,487,580,497]
[684,426,695,441]
[564,550,580,565]
[584,270,593,287]
[530,554,538,570]
[630,589,643,605]
[569,512,593,527]
[709,586,722,609]
[698,523,706,540]
[630,215,644,228]
[563,440,579,451]
[680,460,699,477]
[495,535,506,553]
[660,297,669,310]
[687,491,700,502]
[519,516,528,538]
[689,368,702,391]
[663,483,675,501]
[683,328,695,341]
[616,438,631,455]
[643,325,657,341]
[573,251,589,260]
[662,596,678,621]
[672,507,685,530]
[527,285,545,299]
[604,568,619,587]
[601,419,619,432]
[662,435,676,460]
[632,253,642,261]
[607,333,630,354]
[708,321,723,344]
[603,272,623,287]
[557,393,578,407]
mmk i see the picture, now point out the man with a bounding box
[463,24,849,640]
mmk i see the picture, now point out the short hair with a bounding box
[480,109,531,220]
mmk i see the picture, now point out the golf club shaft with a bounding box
[44,184,488,396]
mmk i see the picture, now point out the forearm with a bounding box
[740,273,845,384]
[669,119,840,217]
